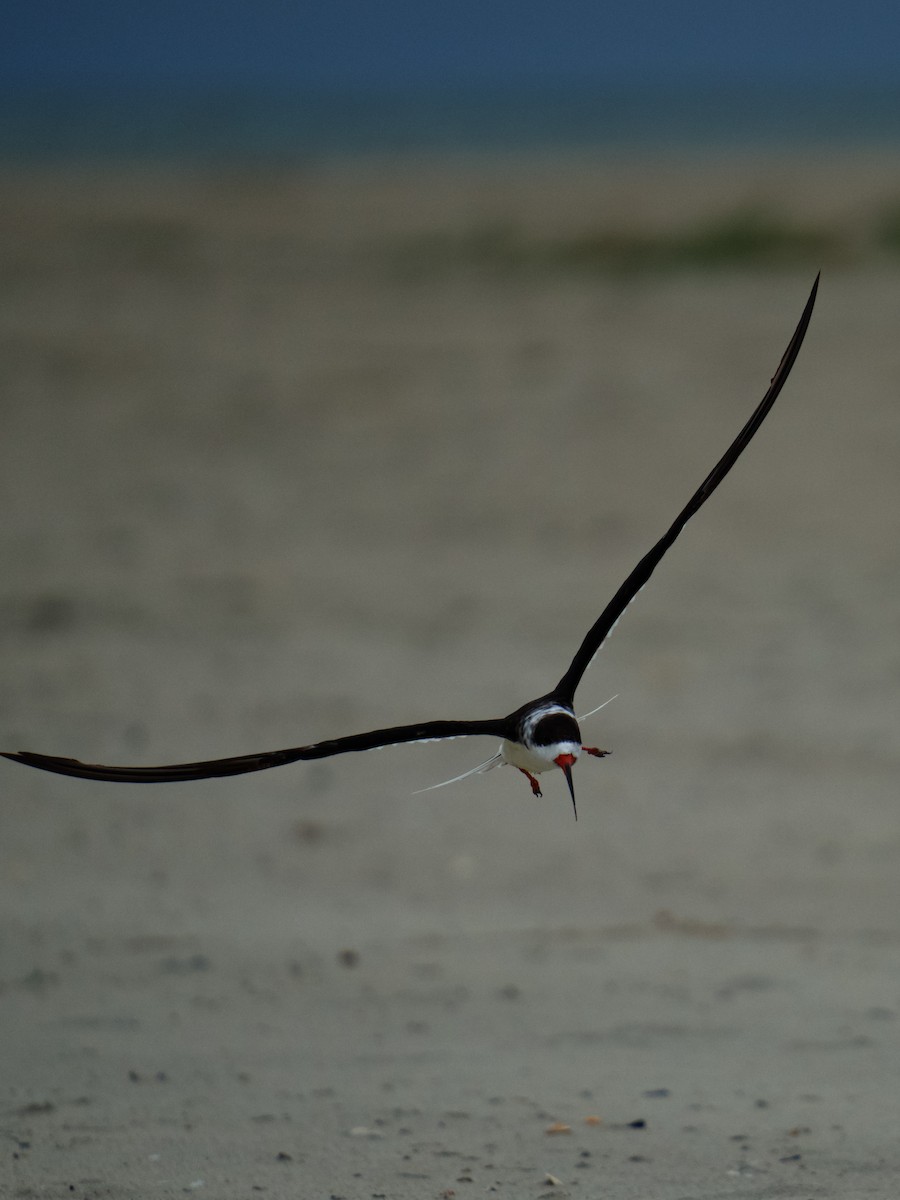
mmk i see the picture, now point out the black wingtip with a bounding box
[2,749,101,779]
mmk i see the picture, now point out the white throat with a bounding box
[501,736,581,775]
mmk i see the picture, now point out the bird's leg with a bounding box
[582,747,610,759]
[518,768,543,798]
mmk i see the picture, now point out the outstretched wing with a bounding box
[1,718,508,784]
[554,273,819,705]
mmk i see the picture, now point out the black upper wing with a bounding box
[1,718,508,783]
[553,274,819,705]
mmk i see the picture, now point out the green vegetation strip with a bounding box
[394,205,900,275]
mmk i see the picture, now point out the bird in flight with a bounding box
[2,277,819,817]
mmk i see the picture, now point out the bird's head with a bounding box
[528,710,582,818]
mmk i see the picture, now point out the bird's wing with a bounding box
[1,718,509,783]
[554,273,819,705]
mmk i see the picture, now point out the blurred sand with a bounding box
[2,154,900,1198]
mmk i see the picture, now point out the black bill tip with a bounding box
[562,763,577,821]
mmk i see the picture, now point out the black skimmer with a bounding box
[2,277,818,817]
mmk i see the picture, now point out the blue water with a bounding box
[3,83,900,163]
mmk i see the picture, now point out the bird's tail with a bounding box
[413,751,505,794]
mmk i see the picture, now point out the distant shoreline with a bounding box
[3,81,900,164]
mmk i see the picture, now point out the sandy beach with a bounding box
[2,152,900,1198]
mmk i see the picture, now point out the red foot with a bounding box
[583,746,610,759]
[519,768,543,798]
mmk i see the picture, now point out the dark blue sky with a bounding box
[4,1,900,90]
